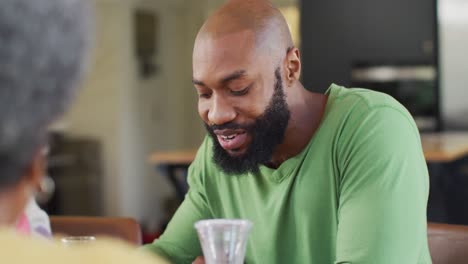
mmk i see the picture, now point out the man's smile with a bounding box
[214,129,250,156]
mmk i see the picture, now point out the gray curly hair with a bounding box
[0,0,91,188]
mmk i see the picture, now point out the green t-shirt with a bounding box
[145,84,431,264]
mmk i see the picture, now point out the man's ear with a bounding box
[284,47,301,85]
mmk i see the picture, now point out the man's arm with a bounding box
[144,140,212,264]
[334,106,430,263]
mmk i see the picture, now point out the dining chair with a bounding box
[428,222,468,264]
[50,216,142,245]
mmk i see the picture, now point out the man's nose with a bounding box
[207,95,236,125]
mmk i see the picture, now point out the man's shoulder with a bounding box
[329,84,405,112]
[326,84,413,126]
[323,84,418,140]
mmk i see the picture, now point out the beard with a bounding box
[205,67,291,175]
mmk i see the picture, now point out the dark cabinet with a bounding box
[300,0,440,130]
[300,0,436,92]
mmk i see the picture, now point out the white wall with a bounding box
[63,0,129,217]
[131,0,206,228]
[439,0,468,128]
[63,0,205,228]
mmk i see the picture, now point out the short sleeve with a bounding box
[334,106,430,263]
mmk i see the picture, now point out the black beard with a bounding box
[205,67,291,175]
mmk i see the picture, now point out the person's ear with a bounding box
[284,47,301,85]
[23,146,47,192]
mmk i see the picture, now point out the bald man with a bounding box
[145,0,431,263]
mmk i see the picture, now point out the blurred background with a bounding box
[40,0,468,241]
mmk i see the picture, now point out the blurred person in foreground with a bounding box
[0,0,166,263]
[144,0,431,263]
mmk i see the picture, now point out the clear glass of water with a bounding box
[195,219,253,264]
[61,236,96,246]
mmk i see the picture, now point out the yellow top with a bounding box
[1,230,168,264]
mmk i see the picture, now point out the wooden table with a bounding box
[150,132,468,200]
[150,132,468,165]
[149,150,197,166]
[421,132,468,224]
[421,132,468,163]
[149,150,197,200]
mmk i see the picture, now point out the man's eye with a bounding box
[230,85,251,96]
[195,88,211,99]
[199,93,211,99]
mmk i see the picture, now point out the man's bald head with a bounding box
[196,0,293,59]
[192,1,306,175]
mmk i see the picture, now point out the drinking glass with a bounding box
[195,219,253,264]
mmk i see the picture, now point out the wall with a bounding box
[63,0,205,228]
[131,0,207,228]
[63,0,129,217]
[439,0,468,128]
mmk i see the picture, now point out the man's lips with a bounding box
[214,129,248,152]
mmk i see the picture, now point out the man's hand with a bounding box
[192,256,205,264]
